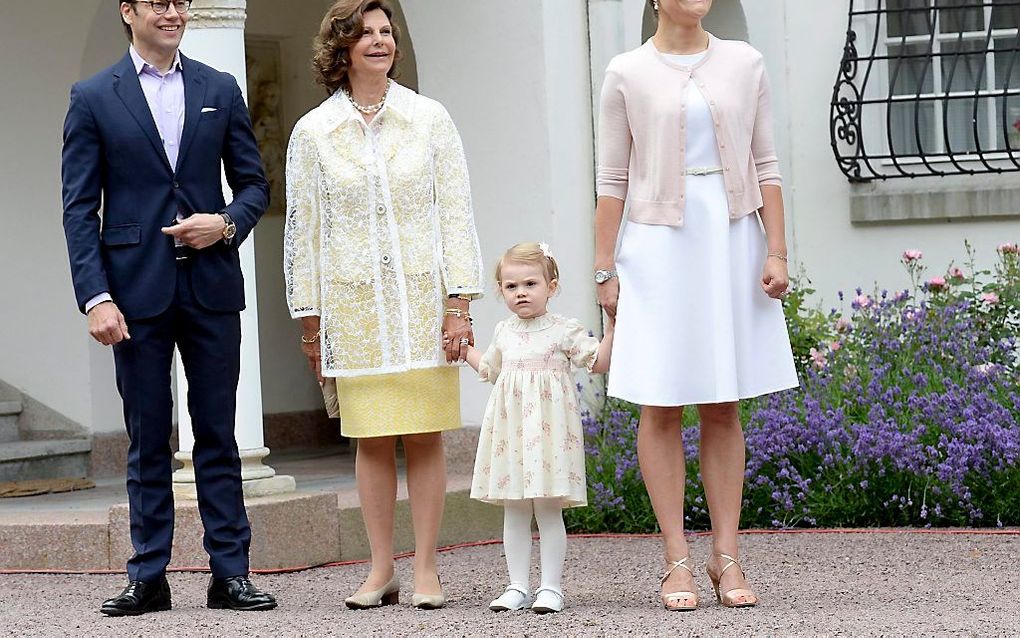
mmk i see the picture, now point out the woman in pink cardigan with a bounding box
[593,0,799,611]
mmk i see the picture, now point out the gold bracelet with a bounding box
[767,253,789,262]
[300,330,320,344]
[443,308,473,323]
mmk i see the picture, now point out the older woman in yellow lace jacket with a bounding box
[283,0,483,609]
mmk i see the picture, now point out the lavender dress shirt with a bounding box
[85,47,186,313]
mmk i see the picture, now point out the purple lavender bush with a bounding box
[566,245,1020,532]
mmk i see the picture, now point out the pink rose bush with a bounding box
[926,276,947,291]
[902,249,923,263]
[852,294,872,309]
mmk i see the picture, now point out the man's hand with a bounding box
[161,213,227,250]
[88,301,130,345]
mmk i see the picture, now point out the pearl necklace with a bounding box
[344,80,391,114]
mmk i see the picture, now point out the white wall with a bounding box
[634,0,1015,303]
[10,0,1010,435]
[0,0,125,432]
[0,0,600,431]
[246,0,600,422]
[244,0,337,415]
[402,0,597,424]
[245,0,421,415]
[754,0,1017,304]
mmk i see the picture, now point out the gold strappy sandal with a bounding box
[707,553,758,608]
[660,556,699,611]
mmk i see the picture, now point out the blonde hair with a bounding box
[495,242,560,285]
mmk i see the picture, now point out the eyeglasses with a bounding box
[133,0,192,15]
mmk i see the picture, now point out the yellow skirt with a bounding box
[336,367,462,438]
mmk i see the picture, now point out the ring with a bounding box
[459,338,470,346]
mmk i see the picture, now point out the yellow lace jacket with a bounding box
[284,83,484,377]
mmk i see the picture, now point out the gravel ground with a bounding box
[1,531,1018,637]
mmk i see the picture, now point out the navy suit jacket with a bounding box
[62,52,269,320]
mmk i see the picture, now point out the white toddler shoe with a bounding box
[489,585,529,611]
[531,586,564,614]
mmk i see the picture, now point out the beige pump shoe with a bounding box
[660,556,699,611]
[411,591,446,610]
[344,574,400,609]
[707,553,758,608]
[412,574,446,610]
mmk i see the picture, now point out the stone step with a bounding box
[0,439,91,482]
[0,481,502,572]
[0,399,23,444]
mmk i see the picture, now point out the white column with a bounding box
[540,0,602,412]
[588,0,650,116]
[587,0,626,119]
[172,0,294,498]
[541,0,598,332]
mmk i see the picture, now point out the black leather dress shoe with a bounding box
[207,575,277,611]
[100,576,172,616]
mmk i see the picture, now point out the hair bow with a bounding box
[538,242,553,259]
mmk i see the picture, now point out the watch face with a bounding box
[595,271,607,283]
[220,214,237,240]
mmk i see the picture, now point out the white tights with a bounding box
[502,498,566,595]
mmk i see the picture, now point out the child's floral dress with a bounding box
[470,314,599,507]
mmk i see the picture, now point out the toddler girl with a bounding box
[457,242,614,613]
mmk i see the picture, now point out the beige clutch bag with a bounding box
[320,378,341,419]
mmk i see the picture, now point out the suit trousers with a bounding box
[112,260,250,582]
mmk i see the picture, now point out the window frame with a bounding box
[880,1,1017,161]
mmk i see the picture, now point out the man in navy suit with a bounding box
[61,0,276,615]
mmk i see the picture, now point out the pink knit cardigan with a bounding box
[596,34,782,227]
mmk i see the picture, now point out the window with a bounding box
[831,0,1020,181]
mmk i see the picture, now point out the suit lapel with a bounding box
[112,53,173,174]
[176,54,207,174]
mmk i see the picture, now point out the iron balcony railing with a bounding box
[831,0,1020,181]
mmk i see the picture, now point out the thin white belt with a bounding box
[683,166,724,176]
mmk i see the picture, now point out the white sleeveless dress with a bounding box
[608,51,799,407]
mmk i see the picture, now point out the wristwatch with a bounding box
[593,269,617,284]
[220,212,237,243]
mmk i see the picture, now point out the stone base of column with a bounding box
[172,447,296,499]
